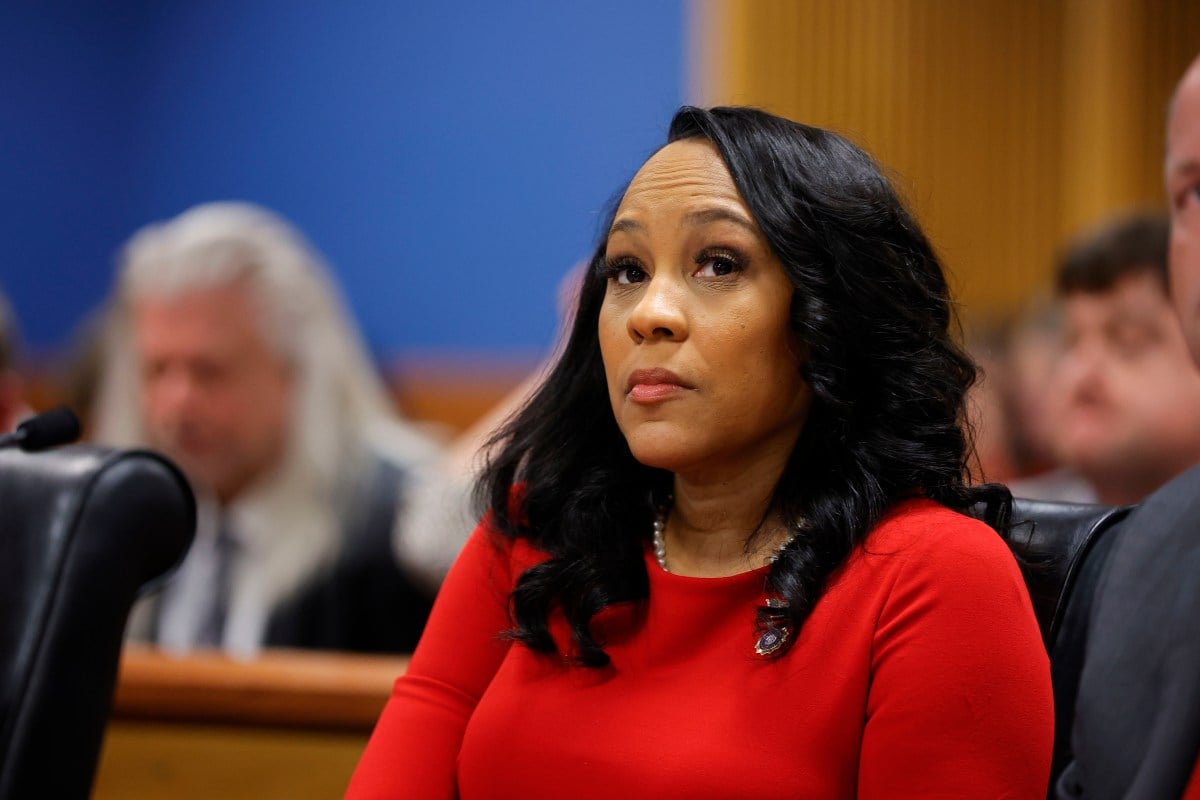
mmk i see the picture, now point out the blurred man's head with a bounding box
[131,278,293,503]
[1003,294,1065,477]
[1167,55,1200,365]
[96,202,396,504]
[1050,212,1200,505]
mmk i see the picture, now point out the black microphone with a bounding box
[0,407,82,452]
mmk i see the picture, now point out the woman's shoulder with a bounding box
[458,512,552,596]
[458,483,552,576]
[846,498,1040,652]
[863,497,1019,577]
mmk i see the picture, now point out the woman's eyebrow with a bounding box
[684,207,756,231]
[608,217,642,237]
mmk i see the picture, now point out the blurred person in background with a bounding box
[1003,293,1070,482]
[964,324,1024,485]
[1015,212,1200,505]
[967,296,1071,492]
[56,306,110,437]
[395,262,588,588]
[1002,293,1068,481]
[0,288,27,433]
[1059,55,1200,799]
[94,201,452,656]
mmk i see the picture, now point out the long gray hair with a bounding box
[93,201,437,497]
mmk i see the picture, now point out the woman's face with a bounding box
[598,138,811,478]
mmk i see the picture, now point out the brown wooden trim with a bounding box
[111,645,409,733]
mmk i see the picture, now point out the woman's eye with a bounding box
[612,263,647,285]
[695,252,740,277]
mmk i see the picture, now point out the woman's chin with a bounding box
[625,442,699,474]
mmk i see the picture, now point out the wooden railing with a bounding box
[93,646,409,800]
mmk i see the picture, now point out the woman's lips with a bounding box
[626,368,692,404]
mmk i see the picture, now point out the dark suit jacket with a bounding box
[1058,463,1200,799]
[266,455,434,653]
[139,453,436,655]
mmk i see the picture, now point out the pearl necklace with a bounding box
[651,503,799,574]
[652,501,799,656]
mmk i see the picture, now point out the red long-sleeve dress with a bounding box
[348,498,1053,799]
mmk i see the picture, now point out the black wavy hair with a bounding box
[480,106,1010,667]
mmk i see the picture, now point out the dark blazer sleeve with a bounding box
[1061,464,1200,799]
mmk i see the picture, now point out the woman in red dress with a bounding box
[348,106,1053,799]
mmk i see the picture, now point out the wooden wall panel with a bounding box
[687,0,1200,325]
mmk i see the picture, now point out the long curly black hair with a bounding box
[479,106,1010,667]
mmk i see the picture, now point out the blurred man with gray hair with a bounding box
[95,202,456,656]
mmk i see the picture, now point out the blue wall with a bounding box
[0,2,685,362]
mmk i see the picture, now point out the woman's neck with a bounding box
[663,456,794,578]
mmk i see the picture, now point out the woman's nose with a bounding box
[627,273,688,343]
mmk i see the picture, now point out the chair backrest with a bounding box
[1007,498,1131,651]
[0,445,196,800]
[1007,497,1131,797]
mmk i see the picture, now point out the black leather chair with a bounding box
[1007,497,1132,797]
[0,445,196,800]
